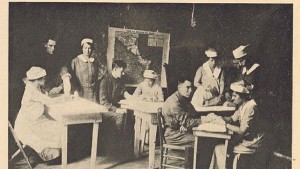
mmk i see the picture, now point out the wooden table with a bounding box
[192,128,233,169]
[120,99,164,169]
[47,98,108,169]
[194,105,236,113]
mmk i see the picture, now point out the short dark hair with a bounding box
[177,75,192,85]
[112,60,127,69]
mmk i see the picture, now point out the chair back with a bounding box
[157,108,167,145]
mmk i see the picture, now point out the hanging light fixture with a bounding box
[191,4,196,27]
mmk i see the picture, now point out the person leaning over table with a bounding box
[133,69,164,102]
[30,36,72,96]
[99,59,132,154]
[223,45,261,107]
[71,38,99,102]
[209,80,265,169]
[191,48,225,107]
[14,67,73,162]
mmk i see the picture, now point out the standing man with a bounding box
[33,37,71,96]
[99,60,132,155]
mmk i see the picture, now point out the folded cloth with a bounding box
[197,123,226,133]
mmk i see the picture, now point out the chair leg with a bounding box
[8,121,33,169]
[162,148,168,169]
[184,147,193,169]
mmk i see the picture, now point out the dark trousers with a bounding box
[99,111,134,156]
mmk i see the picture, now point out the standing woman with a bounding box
[209,80,265,169]
[232,44,260,89]
[191,48,224,107]
[14,67,68,161]
[71,38,99,102]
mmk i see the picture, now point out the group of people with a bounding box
[14,35,265,169]
[162,45,265,169]
[14,37,165,162]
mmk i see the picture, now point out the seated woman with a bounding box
[133,70,164,102]
[14,67,71,162]
[191,48,224,107]
[209,80,265,169]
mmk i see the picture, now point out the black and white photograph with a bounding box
[3,1,297,169]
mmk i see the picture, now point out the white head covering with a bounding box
[26,66,47,80]
[205,48,218,58]
[81,38,93,46]
[143,70,158,79]
[232,44,250,59]
[230,80,254,94]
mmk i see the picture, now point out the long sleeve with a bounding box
[133,83,143,97]
[194,67,203,87]
[219,70,225,94]
[99,78,118,112]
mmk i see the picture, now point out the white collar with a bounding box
[203,61,221,79]
[242,63,259,75]
[78,54,95,63]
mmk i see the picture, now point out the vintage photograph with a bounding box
[8,2,292,169]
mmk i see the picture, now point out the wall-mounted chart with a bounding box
[107,27,170,87]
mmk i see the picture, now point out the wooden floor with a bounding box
[10,147,291,169]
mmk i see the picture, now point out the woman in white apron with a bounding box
[14,67,68,161]
[209,80,265,169]
[191,48,224,107]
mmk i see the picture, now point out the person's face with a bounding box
[237,58,246,68]
[145,78,155,87]
[45,39,56,55]
[82,43,93,57]
[232,91,244,106]
[208,58,216,68]
[37,76,46,87]
[178,80,192,98]
[114,67,125,78]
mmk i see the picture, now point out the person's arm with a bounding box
[133,83,143,98]
[219,69,225,95]
[99,78,118,112]
[194,67,203,88]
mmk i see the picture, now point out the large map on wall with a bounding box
[107,27,170,87]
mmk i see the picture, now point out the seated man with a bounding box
[163,76,203,145]
[99,60,132,155]
[133,69,164,102]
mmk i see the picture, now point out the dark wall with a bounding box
[9,3,292,156]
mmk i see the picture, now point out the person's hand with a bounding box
[49,86,63,95]
[116,108,127,114]
[225,92,232,101]
[124,91,132,100]
[179,125,187,133]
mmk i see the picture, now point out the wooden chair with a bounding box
[8,121,33,169]
[157,108,193,169]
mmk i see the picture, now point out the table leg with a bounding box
[148,123,157,169]
[140,120,147,154]
[193,137,198,169]
[134,116,142,158]
[62,125,68,169]
[223,139,229,169]
[90,122,99,169]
